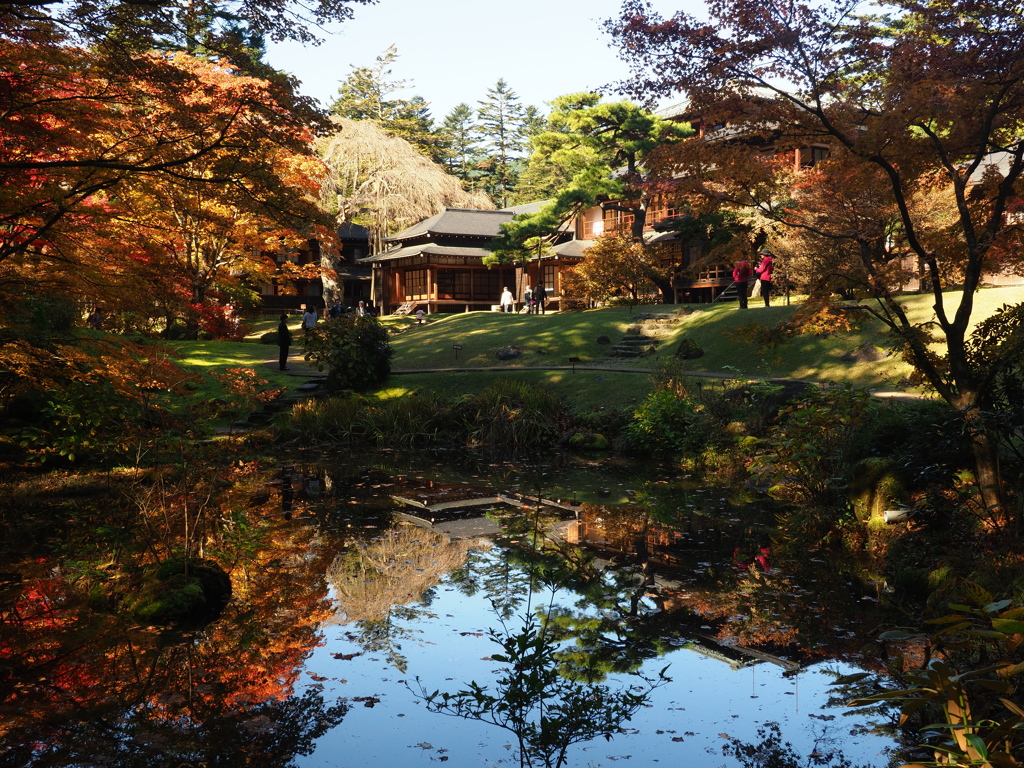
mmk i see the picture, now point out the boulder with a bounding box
[496,345,522,361]
[840,344,888,363]
[674,337,705,360]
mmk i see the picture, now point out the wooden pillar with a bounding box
[426,264,433,310]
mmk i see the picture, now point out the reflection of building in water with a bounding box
[561,503,751,570]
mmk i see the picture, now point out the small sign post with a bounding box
[453,344,462,361]
[568,356,581,373]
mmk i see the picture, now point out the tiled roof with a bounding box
[552,239,593,258]
[385,208,516,241]
[360,243,497,263]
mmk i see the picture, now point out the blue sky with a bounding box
[265,0,706,121]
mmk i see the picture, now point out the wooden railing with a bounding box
[580,204,684,238]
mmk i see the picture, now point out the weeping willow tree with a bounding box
[318,116,493,254]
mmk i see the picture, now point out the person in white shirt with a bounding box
[499,287,514,313]
[301,305,318,333]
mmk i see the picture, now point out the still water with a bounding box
[1,451,900,767]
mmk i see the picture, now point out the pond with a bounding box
[1,450,903,767]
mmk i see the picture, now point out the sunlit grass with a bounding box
[385,286,1024,391]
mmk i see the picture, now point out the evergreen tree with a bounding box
[439,102,482,186]
[476,78,528,207]
[330,46,442,162]
[521,104,548,142]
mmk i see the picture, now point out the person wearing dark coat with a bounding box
[277,314,292,371]
[534,284,546,314]
[732,259,751,309]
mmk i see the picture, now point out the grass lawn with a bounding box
[164,285,1024,415]
[378,369,655,414]
[388,306,666,370]
[387,285,1024,392]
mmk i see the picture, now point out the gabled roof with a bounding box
[360,243,497,263]
[337,222,370,240]
[552,239,593,259]
[385,208,516,242]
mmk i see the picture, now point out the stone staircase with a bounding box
[610,312,685,358]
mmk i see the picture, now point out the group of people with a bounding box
[731,250,775,309]
[499,284,547,314]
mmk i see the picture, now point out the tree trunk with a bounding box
[651,274,675,303]
[966,423,1006,524]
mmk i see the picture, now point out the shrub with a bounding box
[276,391,456,446]
[304,316,393,392]
[621,390,714,457]
[750,385,872,507]
[846,399,972,487]
[458,379,562,448]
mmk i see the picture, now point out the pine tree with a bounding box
[330,46,442,162]
[439,103,482,186]
[476,78,527,207]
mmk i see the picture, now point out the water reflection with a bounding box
[1,451,902,767]
[0,509,348,767]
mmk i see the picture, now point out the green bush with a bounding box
[303,316,393,392]
[846,399,971,486]
[621,390,714,456]
[750,385,872,507]
[276,391,456,446]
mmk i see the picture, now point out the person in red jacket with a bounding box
[732,258,751,309]
[754,250,774,307]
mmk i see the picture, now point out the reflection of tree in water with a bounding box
[722,722,872,768]
[416,605,669,768]
[0,504,348,767]
[448,546,532,620]
[325,524,484,671]
[4,686,347,768]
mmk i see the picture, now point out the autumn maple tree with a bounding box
[0,4,345,446]
[607,0,1024,516]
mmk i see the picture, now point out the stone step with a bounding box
[612,347,642,358]
[617,337,661,346]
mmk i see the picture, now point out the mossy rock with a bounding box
[849,457,909,523]
[126,557,231,627]
[674,337,704,360]
[568,431,610,450]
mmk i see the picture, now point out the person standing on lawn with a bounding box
[754,250,774,307]
[732,258,751,309]
[277,314,292,371]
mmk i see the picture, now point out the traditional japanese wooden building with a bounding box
[256,223,372,314]
[362,204,590,315]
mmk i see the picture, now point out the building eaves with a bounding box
[359,243,498,263]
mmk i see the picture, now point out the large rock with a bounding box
[840,344,888,363]
[674,337,705,360]
[496,345,522,361]
[125,557,232,627]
